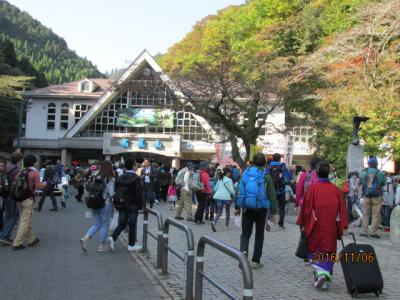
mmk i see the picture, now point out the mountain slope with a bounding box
[0,0,104,85]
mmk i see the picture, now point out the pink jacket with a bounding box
[167,185,177,196]
[295,170,318,207]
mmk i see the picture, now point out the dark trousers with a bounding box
[205,198,217,220]
[240,208,267,263]
[76,184,84,202]
[194,191,208,222]
[381,205,392,228]
[0,197,19,239]
[277,194,286,226]
[346,195,356,222]
[38,185,57,210]
[144,183,155,208]
[112,206,139,246]
[160,185,169,202]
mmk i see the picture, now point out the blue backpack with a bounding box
[237,167,270,209]
[363,172,383,197]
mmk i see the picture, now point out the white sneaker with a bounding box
[155,199,160,205]
[106,236,115,251]
[127,244,142,251]
[96,243,112,252]
[314,275,327,289]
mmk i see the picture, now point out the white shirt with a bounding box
[144,167,151,183]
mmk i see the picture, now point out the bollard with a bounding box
[161,218,195,300]
[194,235,253,300]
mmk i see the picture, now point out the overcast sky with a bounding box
[9,0,245,73]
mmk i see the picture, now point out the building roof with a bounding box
[22,78,115,98]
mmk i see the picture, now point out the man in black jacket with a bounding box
[107,159,144,251]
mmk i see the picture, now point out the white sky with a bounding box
[9,0,245,73]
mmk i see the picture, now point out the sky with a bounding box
[9,0,245,73]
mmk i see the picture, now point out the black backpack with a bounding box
[86,177,106,209]
[113,173,137,210]
[10,169,33,202]
[269,166,286,195]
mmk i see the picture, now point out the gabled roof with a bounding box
[65,49,215,139]
[22,78,114,98]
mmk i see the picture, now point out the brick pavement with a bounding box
[0,192,168,300]
[130,202,399,300]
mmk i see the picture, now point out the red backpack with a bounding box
[342,179,350,194]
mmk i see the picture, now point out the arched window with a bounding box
[47,103,56,130]
[60,103,69,130]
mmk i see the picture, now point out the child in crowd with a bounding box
[167,180,178,210]
[61,183,69,208]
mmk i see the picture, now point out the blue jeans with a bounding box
[0,197,19,240]
[214,200,231,225]
[86,202,111,243]
[143,183,155,208]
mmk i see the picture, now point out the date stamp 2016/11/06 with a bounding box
[311,252,376,263]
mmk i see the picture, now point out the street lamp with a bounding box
[16,97,33,150]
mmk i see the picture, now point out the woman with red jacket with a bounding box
[297,161,348,290]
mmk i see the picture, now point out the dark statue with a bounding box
[352,116,370,145]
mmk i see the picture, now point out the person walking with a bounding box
[266,153,291,229]
[236,153,277,269]
[211,167,235,232]
[0,152,22,245]
[381,172,395,232]
[297,161,348,290]
[12,154,45,250]
[37,161,58,211]
[140,159,157,208]
[167,180,178,210]
[175,162,195,221]
[107,159,144,252]
[194,161,211,225]
[74,170,84,202]
[360,157,386,238]
[80,160,115,252]
[295,157,321,209]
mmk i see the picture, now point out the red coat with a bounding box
[297,180,348,253]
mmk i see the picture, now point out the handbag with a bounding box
[295,231,308,259]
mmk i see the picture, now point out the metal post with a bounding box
[141,210,148,253]
[194,236,253,300]
[186,247,195,300]
[195,253,204,300]
[156,214,163,269]
[161,223,169,275]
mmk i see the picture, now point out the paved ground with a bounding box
[0,192,168,300]
[131,202,400,300]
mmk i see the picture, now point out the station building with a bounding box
[19,50,314,168]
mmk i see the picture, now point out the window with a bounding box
[60,103,69,130]
[293,126,314,144]
[74,104,91,124]
[47,103,56,130]
[81,81,91,93]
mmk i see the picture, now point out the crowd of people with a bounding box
[1,150,399,293]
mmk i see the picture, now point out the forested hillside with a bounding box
[161,0,399,171]
[0,38,32,151]
[0,0,104,85]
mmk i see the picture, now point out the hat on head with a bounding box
[199,161,209,170]
[186,162,194,170]
[368,156,378,167]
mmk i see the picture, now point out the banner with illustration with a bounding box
[249,144,264,161]
[116,109,174,128]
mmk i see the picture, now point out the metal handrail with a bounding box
[161,218,195,300]
[142,208,164,269]
[194,236,253,300]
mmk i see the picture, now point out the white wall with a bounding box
[25,98,96,139]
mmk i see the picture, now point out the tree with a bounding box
[161,1,304,168]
